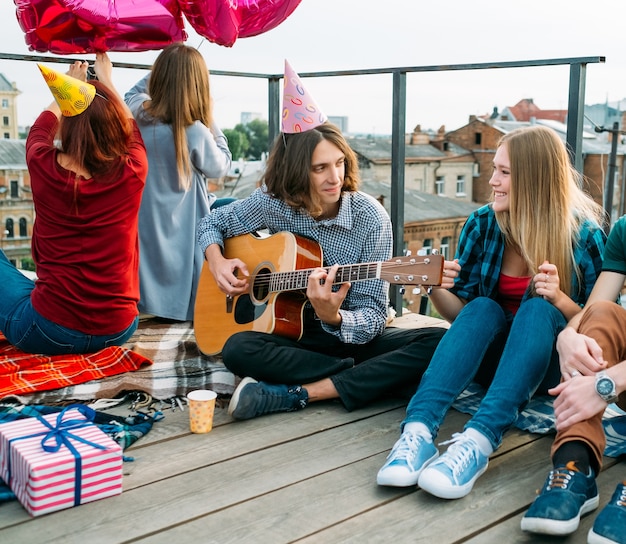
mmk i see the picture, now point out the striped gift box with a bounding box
[0,406,123,516]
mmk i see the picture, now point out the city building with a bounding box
[0,137,32,268]
[347,125,475,202]
[240,112,263,125]
[446,112,626,220]
[328,115,349,133]
[0,73,20,139]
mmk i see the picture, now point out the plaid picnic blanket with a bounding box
[3,320,236,405]
[0,333,152,400]
[0,403,162,503]
[452,381,626,458]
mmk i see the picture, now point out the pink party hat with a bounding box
[282,60,328,134]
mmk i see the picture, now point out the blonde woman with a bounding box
[125,44,232,321]
[377,125,607,499]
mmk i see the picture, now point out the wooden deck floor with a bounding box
[0,391,624,543]
[1,312,624,543]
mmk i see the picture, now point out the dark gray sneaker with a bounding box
[228,377,308,420]
[521,462,599,535]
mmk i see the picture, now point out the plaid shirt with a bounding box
[451,204,606,305]
[197,187,393,344]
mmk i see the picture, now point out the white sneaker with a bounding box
[377,429,438,487]
[418,433,489,499]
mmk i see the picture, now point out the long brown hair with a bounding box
[495,125,605,295]
[261,122,360,217]
[58,80,132,179]
[144,44,213,190]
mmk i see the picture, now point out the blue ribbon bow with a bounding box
[6,403,111,508]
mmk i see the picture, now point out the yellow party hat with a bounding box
[38,64,96,117]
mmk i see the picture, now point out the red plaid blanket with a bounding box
[0,333,152,399]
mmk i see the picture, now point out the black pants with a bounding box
[221,321,448,411]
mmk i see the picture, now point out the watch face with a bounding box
[597,378,614,396]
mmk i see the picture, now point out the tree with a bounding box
[233,119,269,160]
[223,128,249,160]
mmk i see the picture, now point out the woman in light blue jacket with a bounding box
[125,44,232,321]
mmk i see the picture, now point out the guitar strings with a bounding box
[247,260,439,291]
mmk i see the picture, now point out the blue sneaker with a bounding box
[376,429,438,487]
[228,377,308,420]
[520,462,599,535]
[588,481,626,544]
[417,432,489,499]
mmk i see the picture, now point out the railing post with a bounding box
[566,62,587,174]
[268,75,281,148]
[390,70,406,313]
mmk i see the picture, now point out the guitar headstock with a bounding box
[380,254,444,286]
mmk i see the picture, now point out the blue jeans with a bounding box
[0,250,138,355]
[402,296,565,450]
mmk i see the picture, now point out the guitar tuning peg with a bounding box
[399,286,406,294]
[404,249,412,256]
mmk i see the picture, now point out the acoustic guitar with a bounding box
[194,232,443,355]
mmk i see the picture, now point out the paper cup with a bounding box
[187,389,217,433]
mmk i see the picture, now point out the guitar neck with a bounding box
[268,262,382,293]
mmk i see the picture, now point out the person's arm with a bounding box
[204,243,250,296]
[189,122,232,180]
[124,72,150,107]
[427,208,489,323]
[316,199,392,344]
[550,357,626,431]
[93,53,133,118]
[426,258,466,322]
[556,270,625,377]
[567,270,624,333]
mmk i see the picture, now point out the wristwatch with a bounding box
[595,371,619,404]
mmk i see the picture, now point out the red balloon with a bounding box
[14,0,187,54]
[179,0,302,47]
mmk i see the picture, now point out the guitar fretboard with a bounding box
[268,262,383,292]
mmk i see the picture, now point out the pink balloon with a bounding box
[13,0,187,54]
[179,0,302,47]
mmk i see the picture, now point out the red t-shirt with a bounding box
[497,273,531,315]
[26,110,148,335]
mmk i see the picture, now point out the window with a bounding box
[475,132,482,145]
[3,133,9,139]
[456,175,466,196]
[435,176,445,195]
[10,180,18,198]
[441,237,451,259]
[420,238,432,255]
[5,218,13,238]
[19,217,27,237]
[2,116,8,127]
[1,99,8,108]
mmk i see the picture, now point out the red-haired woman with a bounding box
[0,53,148,354]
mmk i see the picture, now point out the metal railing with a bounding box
[1,53,605,310]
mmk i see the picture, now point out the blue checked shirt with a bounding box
[197,187,393,344]
[451,204,607,305]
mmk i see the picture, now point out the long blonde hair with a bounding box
[145,43,213,190]
[495,125,605,295]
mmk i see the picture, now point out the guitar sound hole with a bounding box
[234,295,267,325]
[251,266,271,302]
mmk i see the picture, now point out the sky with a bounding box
[1,0,625,135]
